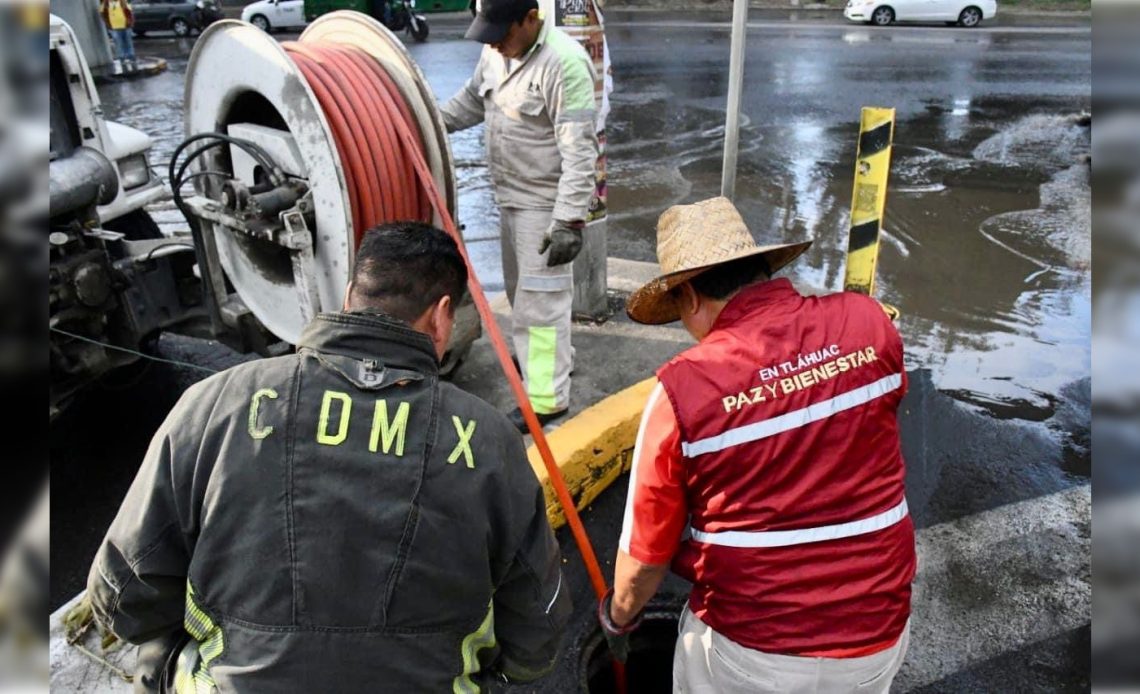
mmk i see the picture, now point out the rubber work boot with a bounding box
[508,406,568,434]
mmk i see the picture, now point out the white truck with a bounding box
[49,14,205,418]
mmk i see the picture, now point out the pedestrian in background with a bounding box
[100,0,136,72]
[601,197,916,693]
[86,223,571,692]
[442,0,599,432]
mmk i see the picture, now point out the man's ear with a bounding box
[431,294,453,330]
[426,294,453,343]
[342,281,354,311]
[677,282,700,317]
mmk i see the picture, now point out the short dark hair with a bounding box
[687,255,771,300]
[348,222,468,323]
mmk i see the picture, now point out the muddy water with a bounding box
[605,91,1089,427]
[629,105,1089,430]
[598,25,1090,459]
[98,20,1091,456]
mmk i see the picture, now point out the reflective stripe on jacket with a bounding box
[440,20,598,221]
[87,311,571,692]
[654,279,916,655]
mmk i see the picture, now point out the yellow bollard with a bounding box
[844,107,896,298]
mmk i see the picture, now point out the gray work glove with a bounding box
[539,219,585,267]
[597,588,643,663]
[134,630,189,693]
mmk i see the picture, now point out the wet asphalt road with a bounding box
[53,10,1090,692]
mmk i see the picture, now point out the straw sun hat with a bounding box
[626,196,813,325]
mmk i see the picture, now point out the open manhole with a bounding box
[579,607,681,693]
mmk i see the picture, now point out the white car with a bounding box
[241,0,307,32]
[844,0,997,26]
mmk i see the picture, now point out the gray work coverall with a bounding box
[87,312,571,692]
[441,21,599,414]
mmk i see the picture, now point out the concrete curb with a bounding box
[91,56,168,84]
[527,376,657,529]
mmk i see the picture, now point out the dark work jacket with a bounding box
[87,312,571,692]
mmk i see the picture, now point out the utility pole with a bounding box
[721,0,748,200]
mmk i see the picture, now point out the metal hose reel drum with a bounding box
[182,12,461,349]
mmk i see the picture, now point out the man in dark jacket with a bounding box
[87,222,571,692]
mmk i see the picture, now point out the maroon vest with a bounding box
[657,280,915,654]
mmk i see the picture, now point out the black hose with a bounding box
[167,132,289,338]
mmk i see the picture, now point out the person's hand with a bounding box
[538,220,585,267]
[470,666,511,692]
[597,588,642,663]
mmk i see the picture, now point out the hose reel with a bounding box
[180,12,463,350]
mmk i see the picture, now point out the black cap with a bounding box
[464,0,538,44]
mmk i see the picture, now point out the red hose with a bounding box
[284,41,627,691]
[285,42,430,242]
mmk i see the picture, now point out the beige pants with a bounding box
[499,207,573,413]
[673,607,910,694]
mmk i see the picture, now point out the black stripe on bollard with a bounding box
[848,219,880,253]
[858,121,893,157]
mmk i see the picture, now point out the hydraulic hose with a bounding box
[283,41,627,690]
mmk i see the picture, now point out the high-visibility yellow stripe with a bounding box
[174,666,196,694]
[526,327,559,414]
[452,601,497,694]
[180,581,224,694]
[844,107,896,296]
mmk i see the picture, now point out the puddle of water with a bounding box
[600,77,1091,438]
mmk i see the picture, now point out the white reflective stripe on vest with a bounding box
[681,372,903,458]
[690,498,909,548]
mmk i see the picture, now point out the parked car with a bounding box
[844,0,996,26]
[241,0,307,32]
[131,0,224,37]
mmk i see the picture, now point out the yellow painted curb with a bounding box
[527,376,658,529]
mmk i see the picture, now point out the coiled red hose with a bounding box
[285,42,431,243]
[284,40,626,691]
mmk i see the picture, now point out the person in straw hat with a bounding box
[597,196,915,693]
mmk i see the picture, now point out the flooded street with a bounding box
[55,11,1091,692]
[596,20,1090,435]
